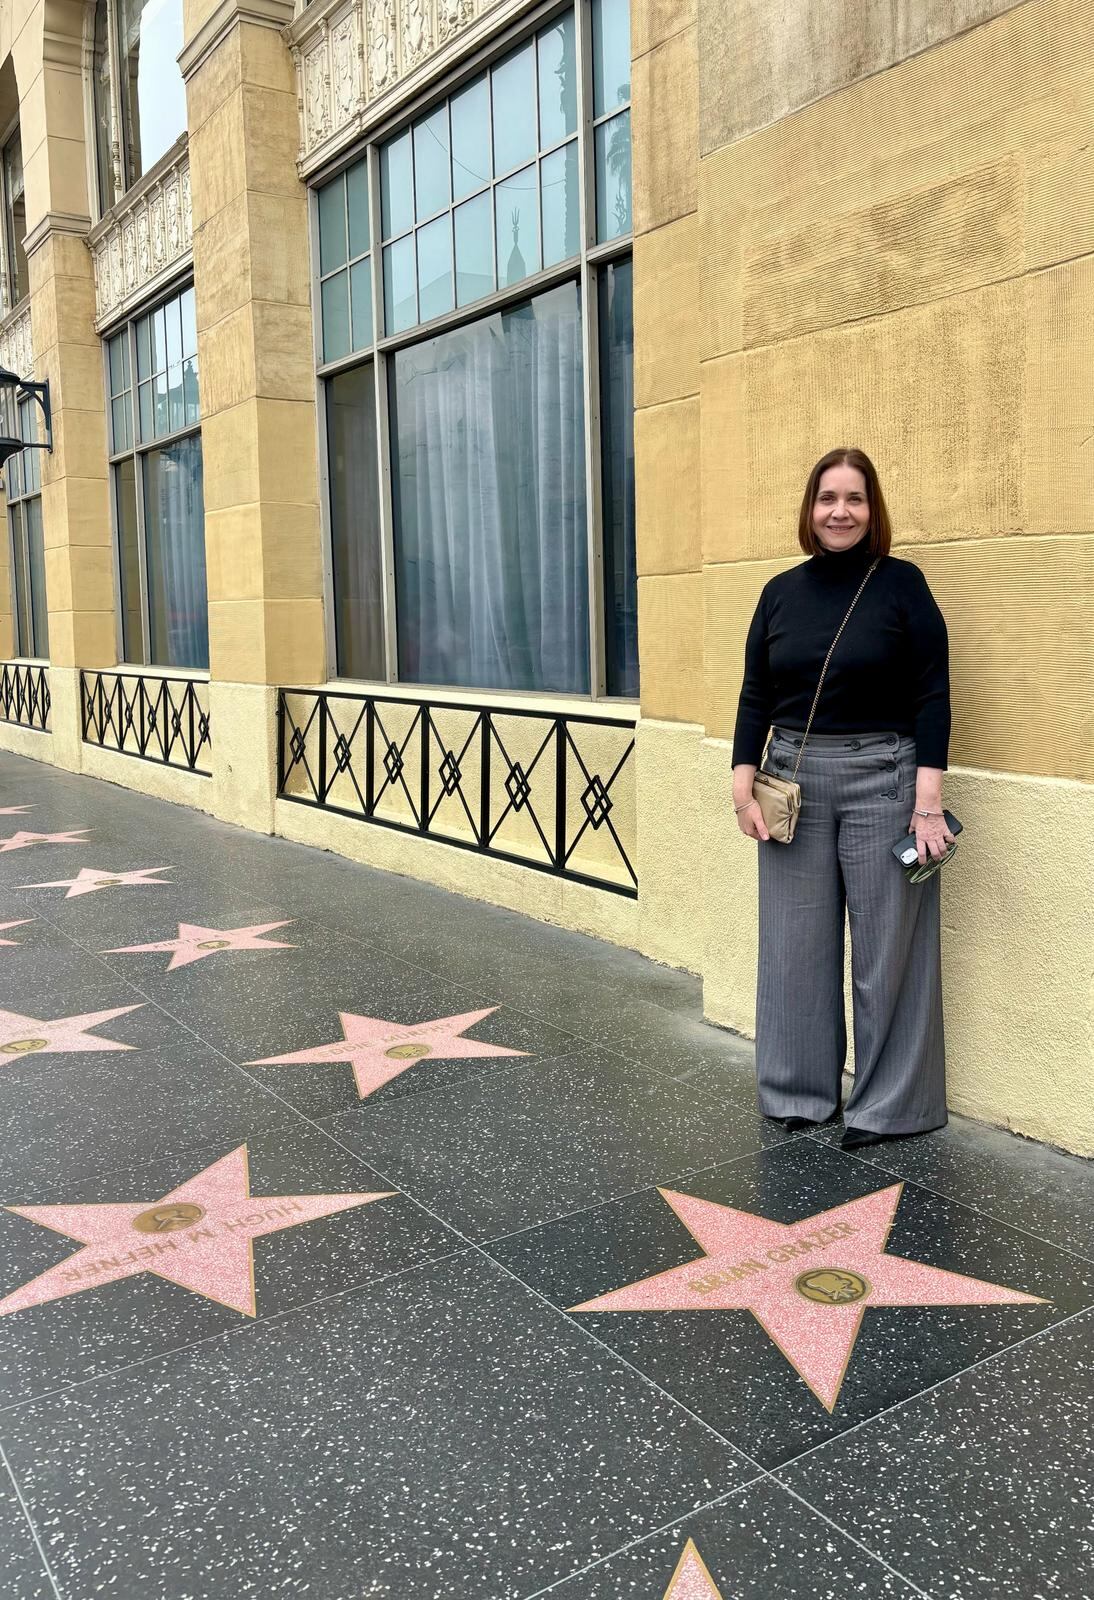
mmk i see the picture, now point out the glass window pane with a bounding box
[495,165,539,288]
[380,131,413,240]
[117,0,187,184]
[451,74,490,201]
[347,159,370,257]
[597,259,637,697]
[349,259,373,351]
[537,13,577,148]
[139,380,153,440]
[112,394,131,454]
[388,281,589,694]
[416,215,453,323]
[114,457,143,662]
[541,140,579,268]
[591,0,631,117]
[108,332,130,396]
[143,434,208,669]
[6,450,22,500]
[413,107,450,223]
[165,294,183,368]
[136,315,151,380]
[168,362,184,432]
[3,132,29,305]
[595,110,631,241]
[383,236,417,334]
[153,370,168,436]
[491,42,537,177]
[321,272,351,362]
[25,498,48,660]
[326,364,384,681]
[151,304,168,375]
[318,175,347,274]
[180,285,197,359]
[183,355,199,426]
[454,192,494,307]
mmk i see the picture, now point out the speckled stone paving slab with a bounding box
[0,1461,53,1600]
[0,1252,750,1599]
[777,1307,1094,1599]
[490,1137,1094,1467]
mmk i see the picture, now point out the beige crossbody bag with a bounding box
[751,559,879,844]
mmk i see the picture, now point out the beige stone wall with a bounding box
[632,0,1094,1151]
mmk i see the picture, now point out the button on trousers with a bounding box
[756,729,946,1134]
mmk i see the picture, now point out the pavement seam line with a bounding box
[0,1437,65,1600]
[774,1480,936,1599]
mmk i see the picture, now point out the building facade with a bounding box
[0,0,1090,1152]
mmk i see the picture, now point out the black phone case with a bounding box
[891,810,962,866]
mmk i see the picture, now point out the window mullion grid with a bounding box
[486,68,498,293]
[311,180,339,683]
[576,0,606,699]
[368,142,399,685]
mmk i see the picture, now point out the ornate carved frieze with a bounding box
[90,145,193,330]
[0,303,34,381]
[291,0,509,167]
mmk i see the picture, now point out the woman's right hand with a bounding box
[735,799,770,842]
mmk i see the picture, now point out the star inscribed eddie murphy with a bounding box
[571,1185,1044,1409]
[0,1146,393,1317]
[247,1006,527,1098]
[19,865,174,897]
[104,920,296,969]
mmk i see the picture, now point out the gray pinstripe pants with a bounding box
[756,729,947,1134]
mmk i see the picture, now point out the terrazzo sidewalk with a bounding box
[0,747,1091,1600]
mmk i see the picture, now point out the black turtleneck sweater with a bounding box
[732,542,950,770]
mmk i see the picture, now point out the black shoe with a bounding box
[840,1127,885,1150]
[783,1116,814,1132]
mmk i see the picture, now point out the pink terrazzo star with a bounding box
[664,1540,725,1600]
[0,1145,393,1317]
[0,920,32,947]
[247,1006,528,1099]
[572,1185,1045,1410]
[19,865,174,898]
[0,829,90,853]
[0,805,33,815]
[104,920,297,970]
[0,1004,142,1060]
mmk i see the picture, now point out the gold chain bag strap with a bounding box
[751,559,879,844]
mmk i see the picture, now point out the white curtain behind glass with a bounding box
[390,282,589,694]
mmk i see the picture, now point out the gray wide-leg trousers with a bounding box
[756,729,946,1135]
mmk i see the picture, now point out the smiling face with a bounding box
[811,463,870,554]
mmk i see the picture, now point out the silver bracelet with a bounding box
[912,808,944,818]
[734,801,755,813]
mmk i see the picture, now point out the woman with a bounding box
[732,447,953,1150]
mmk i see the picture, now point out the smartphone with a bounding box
[892,810,963,868]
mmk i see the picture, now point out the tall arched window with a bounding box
[92,0,187,213]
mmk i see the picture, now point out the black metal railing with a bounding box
[277,688,638,896]
[0,662,50,731]
[81,670,211,775]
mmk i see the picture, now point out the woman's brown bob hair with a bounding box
[797,447,892,558]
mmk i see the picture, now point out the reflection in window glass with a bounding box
[318,180,347,274]
[450,76,490,201]
[490,43,537,176]
[347,160,370,256]
[350,259,374,350]
[413,108,450,222]
[144,434,207,669]
[117,0,187,183]
[454,193,494,307]
[541,142,579,267]
[322,274,351,362]
[10,506,29,656]
[383,235,417,334]
[327,364,384,681]
[591,0,631,117]
[416,215,454,322]
[597,259,637,697]
[595,111,631,242]
[25,499,48,659]
[381,132,413,239]
[496,165,539,287]
[389,282,589,694]
[537,14,577,148]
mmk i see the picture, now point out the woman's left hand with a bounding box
[909,810,956,864]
